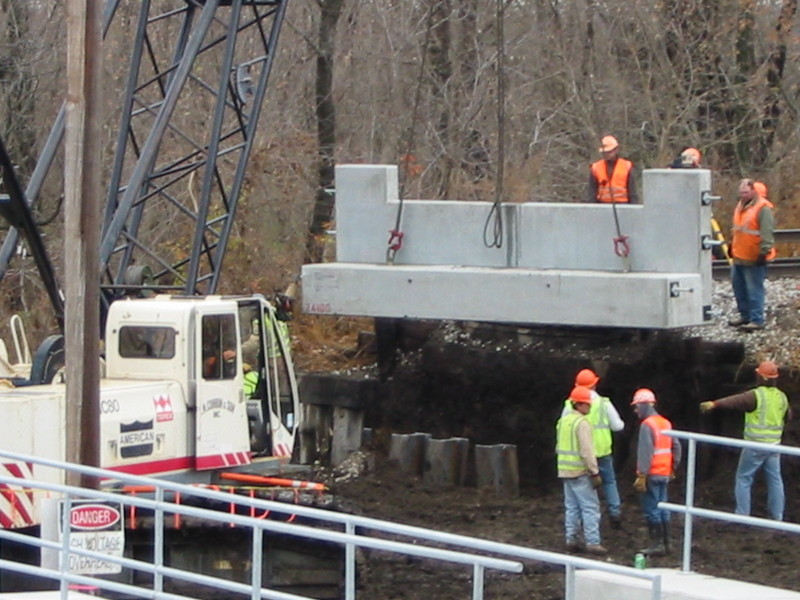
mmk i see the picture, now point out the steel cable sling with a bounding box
[483,0,507,249]
[388,4,437,264]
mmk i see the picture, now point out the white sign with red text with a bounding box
[58,500,125,574]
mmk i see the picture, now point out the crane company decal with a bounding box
[59,500,124,575]
[201,397,236,417]
[153,395,174,422]
[119,420,155,458]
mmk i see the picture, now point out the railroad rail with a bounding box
[711,229,800,279]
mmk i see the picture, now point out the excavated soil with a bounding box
[310,317,800,599]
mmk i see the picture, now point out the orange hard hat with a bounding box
[630,388,656,405]
[753,181,768,198]
[575,368,600,387]
[755,360,779,379]
[599,135,619,153]
[681,147,701,167]
[569,386,593,404]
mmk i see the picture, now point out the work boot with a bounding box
[585,544,608,555]
[565,538,583,553]
[727,317,748,327]
[609,514,623,530]
[640,523,666,556]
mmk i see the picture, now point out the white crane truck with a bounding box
[0,294,299,529]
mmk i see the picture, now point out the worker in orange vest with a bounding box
[753,181,768,201]
[587,135,638,203]
[631,388,682,556]
[669,146,701,169]
[728,178,776,331]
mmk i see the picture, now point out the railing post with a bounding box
[681,439,697,573]
[251,526,264,600]
[472,564,485,600]
[59,495,72,600]
[650,573,662,600]
[345,521,356,600]
[564,564,575,600]
[154,487,164,593]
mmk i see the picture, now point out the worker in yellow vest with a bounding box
[556,386,606,555]
[700,360,790,521]
[562,369,624,528]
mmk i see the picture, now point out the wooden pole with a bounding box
[64,0,102,485]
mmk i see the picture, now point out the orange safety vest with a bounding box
[642,414,673,476]
[590,158,632,203]
[731,197,776,262]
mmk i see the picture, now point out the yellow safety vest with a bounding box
[556,412,588,473]
[267,320,291,358]
[243,370,259,397]
[563,396,612,458]
[743,386,788,444]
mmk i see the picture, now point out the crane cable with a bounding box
[483,0,506,248]
[388,4,436,264]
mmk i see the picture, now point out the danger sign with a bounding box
[59,500,124,575]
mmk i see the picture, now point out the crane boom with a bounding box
[0,0,289,326]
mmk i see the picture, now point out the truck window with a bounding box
[201,314,237,380]
[119,326,176,359]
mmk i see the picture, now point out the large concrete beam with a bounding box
[302,165,715,329]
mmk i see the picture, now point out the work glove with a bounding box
[670,469,677,481]
[699,401,715,414]
[590,473,602,489]
[633,474,647,493]
[756,254,767,266]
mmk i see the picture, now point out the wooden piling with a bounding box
[475,444,519,497]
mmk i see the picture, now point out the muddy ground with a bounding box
[314,322,800,598]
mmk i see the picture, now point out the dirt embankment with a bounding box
[312,321,800,599]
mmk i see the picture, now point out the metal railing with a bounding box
[663,430,800,573]
[0,449,664,600]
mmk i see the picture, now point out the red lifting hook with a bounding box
[613,235,630,258]
[388,230,404,252]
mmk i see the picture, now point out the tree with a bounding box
[306,0,346,265]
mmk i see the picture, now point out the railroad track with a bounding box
[711,229,800,279]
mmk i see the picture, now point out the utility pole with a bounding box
[64,0,102,486]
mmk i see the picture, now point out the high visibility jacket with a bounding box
[563,396,613,458]
[590,158,632,203]
[556,412,589,474]
[732,197,776,262]
[243,370,259,397]
[642,414,673,476]
[267,320,291,359]
[744,386,788,444]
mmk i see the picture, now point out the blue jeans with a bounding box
[640,476,669,526]
[597,455,622,518]
[731,263,767,325]
[563,475,601,545]
[735,448,784,521]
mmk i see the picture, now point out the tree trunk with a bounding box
[428,0,453,197]
[759,0,797,160]
[306,0,345,265]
